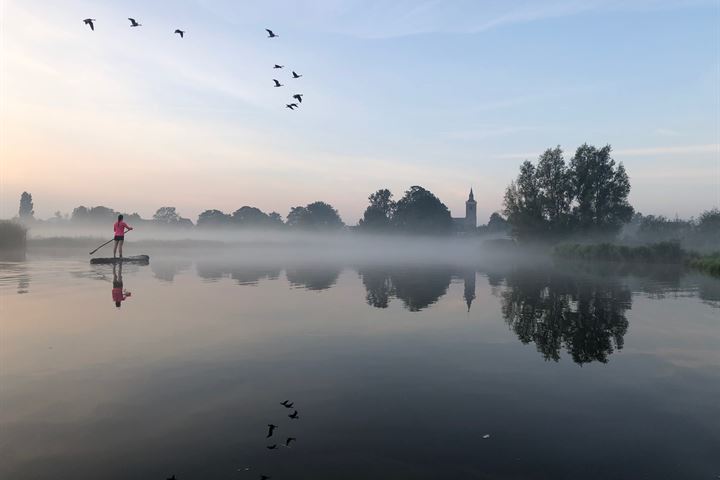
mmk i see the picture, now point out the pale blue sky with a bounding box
[1,0,718,223]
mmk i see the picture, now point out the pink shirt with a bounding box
[114,221,128,236]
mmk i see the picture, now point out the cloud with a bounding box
[495,144,720,160]
[655,128,683,137]
[614,144,719,156]
[443,125,539,141]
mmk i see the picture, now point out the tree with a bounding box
[153,207,181,224]
[286,206,308,228]
[268,212,284,227]
[486,212,509,232]
[695,208,720,247]
[18,192,34,220]
[503,161,544,240]
[71,205,117,223]
[286,202,344,230]
[71,206,89,221]
[569,144,633,235]
[197,209,231,227]
[392,186,453,235]
[503,144,634,241]
[232,206,271,227]
[536,146,572,232]
[358,189,396,231]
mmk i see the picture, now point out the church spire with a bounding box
[468,188,475,202]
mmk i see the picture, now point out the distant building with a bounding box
[452,188,477,232]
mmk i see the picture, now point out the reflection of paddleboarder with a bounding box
[112,263,131,308]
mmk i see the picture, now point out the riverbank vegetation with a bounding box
[554,242,720,276]
[687,253,720,276]
[0,220,27,250]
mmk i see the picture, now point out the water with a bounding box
[1,254,719,479]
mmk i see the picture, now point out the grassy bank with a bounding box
[554,242,685,263]
[687,253,720,276]
[554,242,720,277]
[0,220,27,251]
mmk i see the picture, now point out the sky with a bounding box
[1,0,718,224]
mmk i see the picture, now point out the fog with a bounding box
[24,222,524,267]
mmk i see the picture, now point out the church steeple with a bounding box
[465,188,477,228]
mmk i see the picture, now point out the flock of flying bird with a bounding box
[164,399,301,480]
[265,29,306,111]
[255,399,301,478]
[81,20,305,111]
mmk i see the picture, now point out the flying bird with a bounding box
[285,437,296,447]
[288,410,299,420]
[266,424,278,438]
[286,104,298,110]
[128,18,142,27]
[291,71,302,79]
[273,64,284,69]
[265,29,278,38]
[83,19,96,31]
[292,94,303,103]
[273,79,283,87]
[174,29,185,38]
[266,444,278,450]
[260,476,271,480]
[280,400,294,408]
[166,476,176,480]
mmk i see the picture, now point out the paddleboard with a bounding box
[90,255,150,265]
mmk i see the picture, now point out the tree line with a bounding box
[13,187,508,234]
[13,142,719,241]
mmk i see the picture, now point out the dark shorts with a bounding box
[113,280,123,288]
[114,235,124,241]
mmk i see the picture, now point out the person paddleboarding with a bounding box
[113,214,133,258]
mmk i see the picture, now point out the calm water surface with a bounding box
[1,254,719,479]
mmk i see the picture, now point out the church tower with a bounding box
[465,188,477,228]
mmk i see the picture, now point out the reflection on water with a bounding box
[2,255,719,479]
[286,265,341,291]
[196,260,282,285]
[359,265,456,311]
[0,262,30,294]
[497,268,631,364]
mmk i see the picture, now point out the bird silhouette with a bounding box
[286,104,298,110]
[288,410,299,419]
[273,64,284,69]
[280,400,294,408]
[266,444,278,450]
[166,476,176,480]
[265,29,278,38]
[292,94,303,103]
[260,476,271,480]
[83,19,96,31]
[291,71,302,79]
[266,424,278,438]
[128,18,141,27]
[285,437,297,447]
[174,29,185,38]
[273,79,283,87]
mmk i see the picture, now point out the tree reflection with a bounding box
[358,266,455,311]
[499,270,631,364]
[196,261,281,285]
[286,266,341,291]
[151,259,191,282]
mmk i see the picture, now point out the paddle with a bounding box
[89,230,131,255]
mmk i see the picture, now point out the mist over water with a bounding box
[1,247,719,479]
